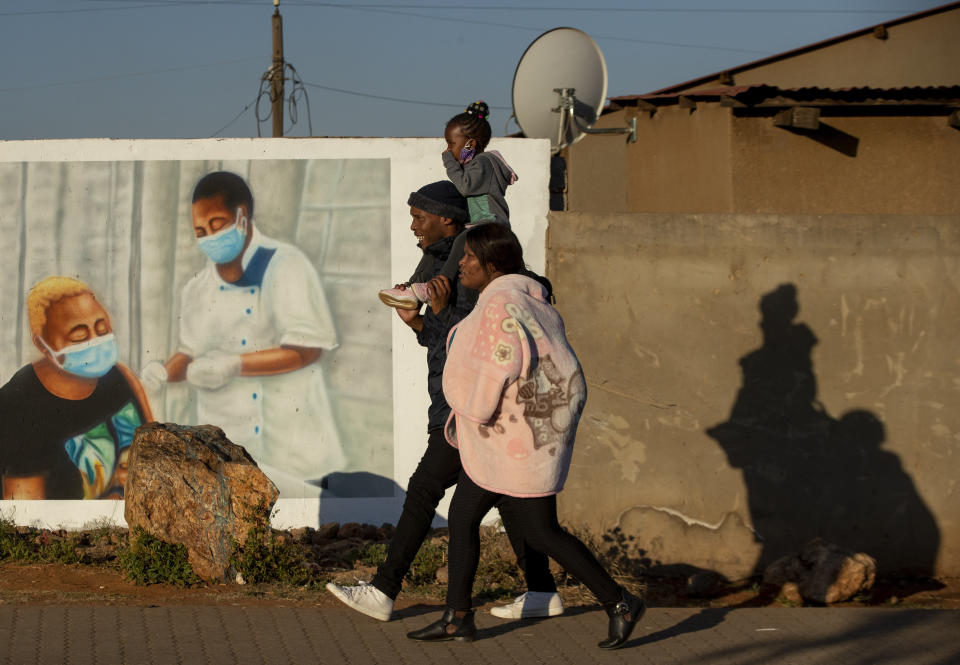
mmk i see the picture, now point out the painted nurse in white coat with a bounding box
[141,171,344,496]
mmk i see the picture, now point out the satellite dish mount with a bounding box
[552,87,637,145]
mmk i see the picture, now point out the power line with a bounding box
[0,57,262,93]
[209,96,259,138]
[4,1,924,17]
[338,5,774,54]
[10,1,907,57]
[256,63,315,137]
[0,2,197,17]
[79,1,785,55]
[301,80,511,110]
[288,2,923,13]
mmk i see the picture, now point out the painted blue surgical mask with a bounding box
[40,333,118,379]
[197,208,248,264]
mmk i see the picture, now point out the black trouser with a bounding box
[372,428,556,599]
[446,470,621,611]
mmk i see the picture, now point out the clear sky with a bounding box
[0,0,945,141]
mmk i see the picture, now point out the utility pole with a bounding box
[271,0,285,137]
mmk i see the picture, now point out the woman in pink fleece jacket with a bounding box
[406,225,645,650]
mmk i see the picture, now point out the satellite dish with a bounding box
[512,27,635,153]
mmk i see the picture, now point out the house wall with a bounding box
[567,105,734,213]
[547,211,960,578]
[732,113,960,215]
[676,5,960,91]
[567,106,960,215]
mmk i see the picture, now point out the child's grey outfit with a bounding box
[439,150,518,283]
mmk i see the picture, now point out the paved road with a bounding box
[0,604,957,665]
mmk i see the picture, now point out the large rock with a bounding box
[763,538,877,604]
[124,423,279,581]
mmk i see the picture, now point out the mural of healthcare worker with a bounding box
[140,171,345,496]
[0,277,153,500]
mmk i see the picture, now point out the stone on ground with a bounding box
[124,423,279,581]
[764,537,877,604]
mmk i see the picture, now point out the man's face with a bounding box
[192,195,244,238]
[41,292,111,352]
[409,206,451,249]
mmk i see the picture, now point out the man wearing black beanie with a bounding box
[328,182,563,623]
[379,181,470,310]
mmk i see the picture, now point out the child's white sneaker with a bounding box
[378,286,421,310]
[409,282,431,303]
[326,581,394,621]
[490,591,565,619]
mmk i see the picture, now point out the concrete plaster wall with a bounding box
[678,6,960,91]
[548,211,959,578]
[732,113,960,216]
[566,107,960,216]
[624,105,733,213]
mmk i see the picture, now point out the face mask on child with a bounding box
[458,146,476,164]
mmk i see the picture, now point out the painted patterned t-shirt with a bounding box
[0,364,144,499]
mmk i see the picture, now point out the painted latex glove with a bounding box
[186,351,242,390]
[140,361,168,393]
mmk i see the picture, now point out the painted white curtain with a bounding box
[0,159,393,479]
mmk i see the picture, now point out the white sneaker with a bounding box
[378,286,421,310]
[490,591,565,619]
[326,581,394,621]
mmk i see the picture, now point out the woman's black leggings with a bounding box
[445,470,622,610]
[372,429,556,599]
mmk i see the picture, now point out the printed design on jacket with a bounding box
[517,357,586,456]
[473,293,586,458]
[475,358,585,459]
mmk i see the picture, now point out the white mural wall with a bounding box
[0,138,551,529]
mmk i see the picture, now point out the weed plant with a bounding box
[118,528,201,587]
[407,540,446,586]
[231,525,325,588]
[472,529,523,599]
[0,516,81,564]
[351,542,388,567]
[349,539,445,589]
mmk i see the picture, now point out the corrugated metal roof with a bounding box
[607,85,960,110]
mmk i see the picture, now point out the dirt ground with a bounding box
[1,561,957,611]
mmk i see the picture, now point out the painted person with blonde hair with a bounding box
[0,276,152,500]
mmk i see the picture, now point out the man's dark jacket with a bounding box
[412,235,476,432]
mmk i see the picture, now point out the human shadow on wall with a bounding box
[319,471,401,498]
[706,284,939,578]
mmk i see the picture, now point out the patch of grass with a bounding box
[0,514,32,561]
[231,525,325,588]
[775,594,801,607]
[81,517,125,545]
[473,529,522,599]
[0,516,81,564]
[117,528,201,587]
[351,542,388,568]
[407,541,446,587]
[38,535,81,565]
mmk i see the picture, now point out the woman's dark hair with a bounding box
[447,101,492,152]
[192,171,254,217]
[465,224,556,300]
[464,223,525,275]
